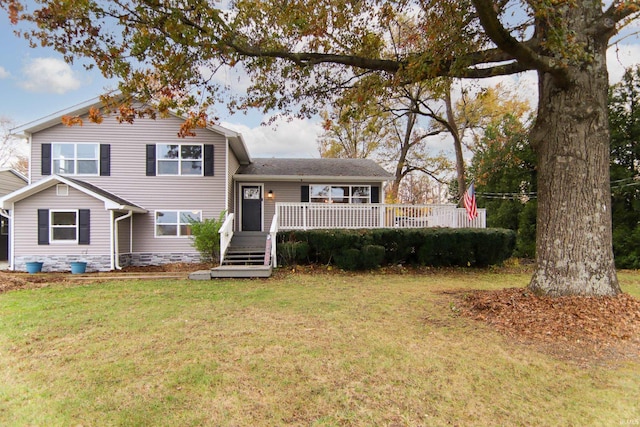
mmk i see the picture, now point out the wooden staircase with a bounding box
[222,232,269,266]
[189,232,273,279]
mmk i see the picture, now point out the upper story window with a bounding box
[53,143,99,175]
[157,144,203,176]
[155,210,202,237]
[42,143,109,177]
[309,185,371,204]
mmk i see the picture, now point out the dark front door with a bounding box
[241,185,262,231]
[0,217,8,261]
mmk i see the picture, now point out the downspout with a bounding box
[110,211,115,270]
[114,210,133,270]
[0,208,13,270]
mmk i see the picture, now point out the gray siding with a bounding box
[0,170,27,196]
[30,113,229,254]
[237,180,383,231]
[13,185,110,257]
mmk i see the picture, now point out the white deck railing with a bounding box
[269,213,278,268]
[219,213,235,265]
[276,203,486,230]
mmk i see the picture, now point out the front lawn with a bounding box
[0,269,638,426]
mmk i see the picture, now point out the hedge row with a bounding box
[276,228,516,270]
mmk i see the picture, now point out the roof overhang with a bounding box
[233,174,391,182]
[0,175,147,213]
[12,96,253,165]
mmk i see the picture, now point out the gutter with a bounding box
[114,210,133,270]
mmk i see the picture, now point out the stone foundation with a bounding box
[16,252,202,272]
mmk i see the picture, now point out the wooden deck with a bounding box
[189,232,273,279]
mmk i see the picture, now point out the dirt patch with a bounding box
[453,287,640,366]
[0,262,213,294]
[119,262,214,273]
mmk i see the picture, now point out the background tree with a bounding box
[318,80,453,202]
[3,0,638,296]
[318,99,390,159]
[0,117,28,175]
[469,113,537,258]
[609,65,640,268]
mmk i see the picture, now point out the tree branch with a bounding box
[470,0,570,86]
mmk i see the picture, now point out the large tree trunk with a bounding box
[529,37,620,296]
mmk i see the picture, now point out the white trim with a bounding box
[309,184,372,204]
[114,210,133,270]
[51,142,100,176]
[56,184,69,196]
[0,175,147,213]
[239,183,264,232]
[50,209,79,244]
[154,209,202,238]
[225,137,229,219]
[155,143,204,176]
[110,210,116,270]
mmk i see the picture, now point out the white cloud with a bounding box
[0,66,9,79]
[19,57,82,94]
[607,43,640,84]
[223,116,322,158]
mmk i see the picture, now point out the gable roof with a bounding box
[11,96,251,165]
[235,158,393,182]
[0,168,28,183]
[0,175,147,213]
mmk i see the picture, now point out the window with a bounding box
[155,210,202,237]
[50,210,77,242]
[309,185,371,204]
[157,144,203,176]
[52,143,99,175]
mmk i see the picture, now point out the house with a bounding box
[0,99,485,274]
[0,169,28,262]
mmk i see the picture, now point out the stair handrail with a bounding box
[269,213,278,268]
[219,213,235,266]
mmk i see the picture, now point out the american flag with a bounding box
[463,182,478,221]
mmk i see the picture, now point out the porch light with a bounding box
[267,190,274,199]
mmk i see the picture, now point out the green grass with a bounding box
[0,270,639,426]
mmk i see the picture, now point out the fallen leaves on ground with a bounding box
[454,287,640,365]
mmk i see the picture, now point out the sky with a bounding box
[1,13,639,161]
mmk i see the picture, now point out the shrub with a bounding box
[278,228,516,269]
[335,248,361,270]
[361,245,386,269]
[189,211,226,263]
[278,241,310,266]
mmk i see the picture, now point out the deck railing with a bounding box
[276,203,486,230]
[218,213,235,265]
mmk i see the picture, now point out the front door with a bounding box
[0,217,8,261]
[241,185,262,231]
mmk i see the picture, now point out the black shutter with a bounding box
[146,145,156,176]
[301,185,310,202]
[41,144,52,176]
[37,209,49,245]
[204,144,214,176]
[78,209,90,245]
[100,144,111,176]
[371,186,380,203]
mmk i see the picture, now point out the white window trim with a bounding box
[156,143,204,177]
[154,209,202,238]
[309,184,372,204]
[56,184,69,196]
[50,209,78,244]
[52,142,100,176]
